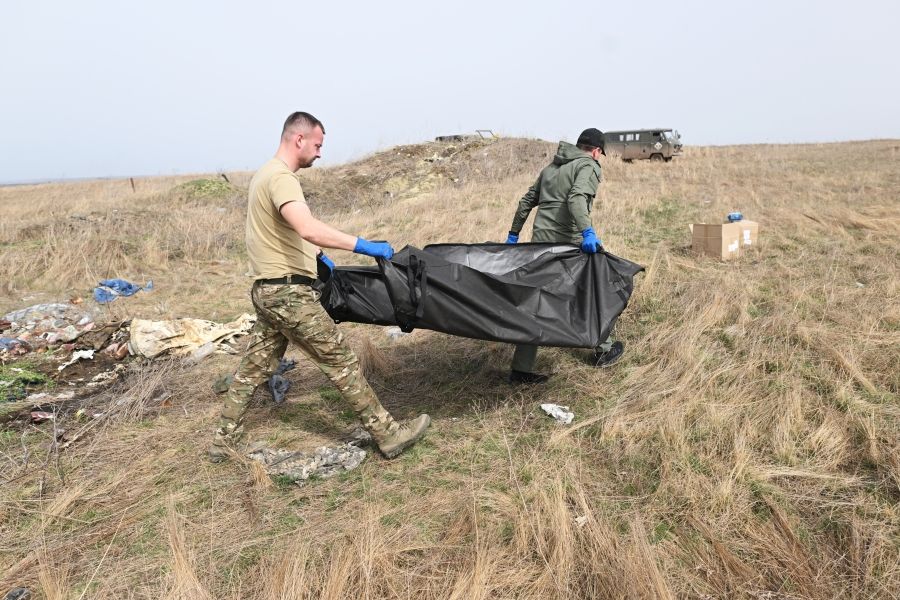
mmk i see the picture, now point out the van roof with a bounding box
[604,129,674,135]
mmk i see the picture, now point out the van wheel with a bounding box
[650,153,663,162]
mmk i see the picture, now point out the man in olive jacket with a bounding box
[504,128,624,384]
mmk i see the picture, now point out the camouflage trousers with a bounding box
[213,282,396,447]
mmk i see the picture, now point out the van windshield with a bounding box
[662,131,680,142]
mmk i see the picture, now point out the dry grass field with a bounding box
[1,138,898,599]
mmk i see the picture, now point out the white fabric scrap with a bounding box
[58,349,95,371]
[540,403,574,425]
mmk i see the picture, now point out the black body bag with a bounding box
[318,243,643,349]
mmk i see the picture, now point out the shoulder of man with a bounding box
[572,156,601,180]
[267,167,305,209]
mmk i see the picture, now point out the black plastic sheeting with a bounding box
[319,243,643,349]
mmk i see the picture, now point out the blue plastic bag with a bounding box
[93,279,153,304]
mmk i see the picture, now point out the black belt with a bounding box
[257,274,316,286]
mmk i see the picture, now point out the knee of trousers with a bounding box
[220,381,255,421]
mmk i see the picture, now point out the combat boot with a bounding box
[374,414,431,459]
[594,341,625,368]
[208,424,243,463]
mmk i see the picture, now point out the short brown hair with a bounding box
[281,111,325,138]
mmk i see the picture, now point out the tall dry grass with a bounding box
[1,138,898,598]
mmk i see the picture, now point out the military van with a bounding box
[603,129,682,162]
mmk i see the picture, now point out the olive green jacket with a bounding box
[509,141,601,244]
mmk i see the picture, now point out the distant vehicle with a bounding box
[435,130,498,142]
[603,129,683,162]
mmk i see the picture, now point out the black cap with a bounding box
[576,128,605,151]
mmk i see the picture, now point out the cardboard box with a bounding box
[691,220,759,260]
[737,220,759,249]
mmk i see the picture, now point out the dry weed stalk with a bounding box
[0,139,898,598]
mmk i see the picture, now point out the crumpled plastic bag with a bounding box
[540,403,574,425]
[93,279,153,304]
[0,337,30,354]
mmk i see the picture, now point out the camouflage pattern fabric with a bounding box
[212,282,397,449]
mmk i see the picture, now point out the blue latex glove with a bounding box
[353,237,394,260]
[505,232,519,244]
[580,227,602,253]
[317,251,335,272]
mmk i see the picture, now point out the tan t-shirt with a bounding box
[245,158,317,279]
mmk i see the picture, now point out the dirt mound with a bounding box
[300,137,555,213]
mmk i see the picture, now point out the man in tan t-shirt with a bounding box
[209,111,430,462]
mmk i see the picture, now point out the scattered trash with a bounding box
[2,303,96,350]
[86,364,127,387]
[268,358,297,404]
[58,349,95,372]
[540,403,575,425]
[0,337,30,356]
[248,442,367,482]
[77,321,128,351]
[93,279,153,304]
[25,390,75,402]
[574,515,588,528]
[385,326,409,341]
[102,342,130,360]
[187,342,216,363]
[30,411,54,423]
[2,587,32,600]
[855,282,865,288]
[127,314,255,358]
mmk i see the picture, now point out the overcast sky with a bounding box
[1,0,898,183]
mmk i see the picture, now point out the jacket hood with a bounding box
[552,141,594,165]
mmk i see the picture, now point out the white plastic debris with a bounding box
[187,342,216,363]
[26,390,75,402]
[57,349,95,371]
[540,403,574,425]
[385,326,409,341]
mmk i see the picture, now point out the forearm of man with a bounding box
[567,192,593,231]
[510,184,539,233]
[280,201,358,251]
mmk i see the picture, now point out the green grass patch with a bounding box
[0,363,49,402]
[651,520,674,544]
[171,178,236,200]
[317,386,343,403]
